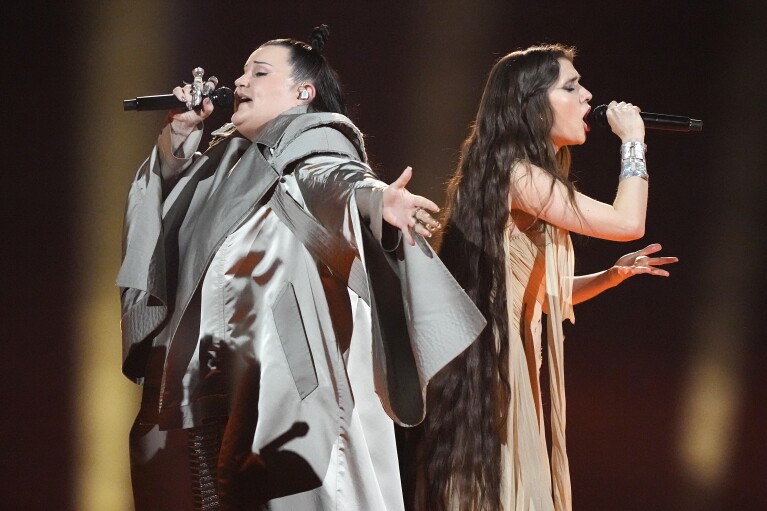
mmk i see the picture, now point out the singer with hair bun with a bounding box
[416,44,678,510]
[118,25,484,510]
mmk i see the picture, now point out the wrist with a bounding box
[620,140,647,156]
[620,135,645,144]
[169,121,196,139]
[619,140,648,182]
[606,266,626,287]
[165,114,198,138]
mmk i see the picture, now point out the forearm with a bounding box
[157,121,203,182]
[609,137,650,238]
[609,176,648,239]
[354,186,401,250]
[571,268,622,305]
[294,155,391,246]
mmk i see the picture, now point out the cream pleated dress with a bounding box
[501,221,575,511]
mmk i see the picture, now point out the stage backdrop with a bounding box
[4,1,766,510]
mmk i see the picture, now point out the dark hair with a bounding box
[420,44,578,510]
[264,24,347,116]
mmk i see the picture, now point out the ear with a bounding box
[297,82,316,102]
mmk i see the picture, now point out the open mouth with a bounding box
[235,92,252,109]
[583,107,592,132]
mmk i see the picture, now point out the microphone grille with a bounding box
[210,87,234,108]
[590,104,609,128]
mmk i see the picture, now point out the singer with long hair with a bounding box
[118,25,484,510]
[418,44,677,510]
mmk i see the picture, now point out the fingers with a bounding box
[402,227,415,246]
[412,207,441,236]
[172,85,186,102]
[619,264,670,278]
[417,197,440,214]
[638,244,678,266]
[404,221,434,246]
[173,84,192,108]
[392,166,413,189]
[615,242,678,280]
[635,254,678,267]
[202,76,218,96]
[638,243,662,255]
[200,97,214,116]
[385,165,444,243]
[632,257,677,277]
[647,256,679,266]
[607,100,644,142]
[608,101,641,113]
[172,81,216,113]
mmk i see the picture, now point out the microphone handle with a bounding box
[591,104,703,132]
[123,86,234,111]
[639,111,703,132]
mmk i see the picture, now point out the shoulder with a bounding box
[276,113,367,163]
[510,160,561,191]
[510,159,543,180]
[286,112,364,147]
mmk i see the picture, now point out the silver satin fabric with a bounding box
[195,155,401,509]
[118,109,486,510]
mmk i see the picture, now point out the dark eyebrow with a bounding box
[564,74,580,85]
[244,60,272,71]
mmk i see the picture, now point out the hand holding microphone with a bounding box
[123,67,234,112]
[602,101,646,143]
[123,67,235,142]
[589,103,703,132]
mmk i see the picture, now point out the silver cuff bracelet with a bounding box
[620,140,647,160]
[619,141,648,181]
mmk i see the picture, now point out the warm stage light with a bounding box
[73,1,174,509]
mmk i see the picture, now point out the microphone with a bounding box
[589,104,703,132]
[123,86,234,111]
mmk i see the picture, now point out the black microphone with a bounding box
[589,104,703,132]
[123,86,234,111]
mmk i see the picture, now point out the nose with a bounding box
[582,86,593,103]
[234,72,247,88]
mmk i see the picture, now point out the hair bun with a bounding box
[310,24,330,53]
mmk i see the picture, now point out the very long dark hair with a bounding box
[420,44,578,510]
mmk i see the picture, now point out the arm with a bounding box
[157,121,204,183]
[295,156,439,248]
[380,166,440,246]
[571,243,678,304]
[156,84,216,184]
[511,102,648,242]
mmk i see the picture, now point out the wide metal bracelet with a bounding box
[620,158,649,181]
[620,140,647,160]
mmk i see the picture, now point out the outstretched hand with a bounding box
[612,243,678,283]
[382,166,441,246]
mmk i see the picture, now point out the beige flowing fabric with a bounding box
[502,223,574,511]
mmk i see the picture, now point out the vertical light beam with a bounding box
[73,1,173,509]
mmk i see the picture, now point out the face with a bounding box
[547,58,593,150]
[232,45,304,140]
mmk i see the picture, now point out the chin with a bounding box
[571,133,587,146]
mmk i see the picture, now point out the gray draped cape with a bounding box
[117,108,485,509]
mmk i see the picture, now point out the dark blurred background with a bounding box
[4,1,766,509]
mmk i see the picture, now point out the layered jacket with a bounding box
[117,108,485,509]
